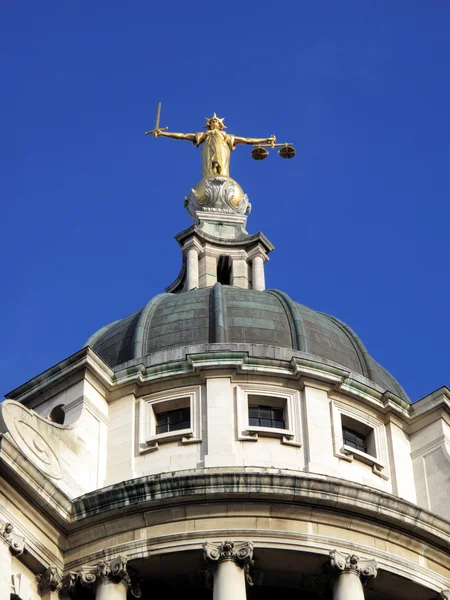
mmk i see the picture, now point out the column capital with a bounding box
[329,550,377,584]
[59,572,78,598]
[203,540,254,567]
[203,540,255,586]
[37,566,63,593]
[79,555,141,597]
[0,520,25,556]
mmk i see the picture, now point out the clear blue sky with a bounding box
[1,2,449,400]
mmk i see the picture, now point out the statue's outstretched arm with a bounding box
[155,130,196,142]
[234,134,276,146]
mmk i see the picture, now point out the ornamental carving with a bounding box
[37,567,62,592]
[79,555,140,596]
[203,541,255,585]
[0,520,25,556]
[1,400,62,479]
[184,176,250,219]
[329,550,377,584]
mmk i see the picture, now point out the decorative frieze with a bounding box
[0,520,25,556]
[329,550,377,584]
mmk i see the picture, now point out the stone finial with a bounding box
[37,567,63,592]
[0,520,25,556]
[203,540,255,585]
[329,550,377,584]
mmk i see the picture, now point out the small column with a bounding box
[203,540,254,600]
[80,556,140,600]
[251,255,265,291]
[329,550,377,600]
[186,247,199,290]
[0,521,24,600]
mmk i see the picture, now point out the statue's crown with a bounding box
[204,113,226,129]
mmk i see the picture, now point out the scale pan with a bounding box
[251,146,269,160]
[279,145,296,159]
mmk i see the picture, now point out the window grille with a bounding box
[342,426,367,453]
[248,405,285,429]
[156,407,190,434]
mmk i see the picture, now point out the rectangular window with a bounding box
[155,407,190,434]
[342,426,367,454]
[248,404,285,429]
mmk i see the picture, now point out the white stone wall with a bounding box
[3,351,448,521]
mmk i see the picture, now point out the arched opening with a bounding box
[217,256,232,285]
[49,404,65,425]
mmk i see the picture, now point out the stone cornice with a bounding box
[71,469,450,551]
[6,344,418,422]
[6,347,114,404]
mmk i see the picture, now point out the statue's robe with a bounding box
[194,130,236,177]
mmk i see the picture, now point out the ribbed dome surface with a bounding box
[86,285,409,402]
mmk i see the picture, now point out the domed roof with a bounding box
[86,285,409,402]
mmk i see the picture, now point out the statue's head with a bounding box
[204,113,226,130]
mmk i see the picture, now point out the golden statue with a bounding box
[146,110,277,178]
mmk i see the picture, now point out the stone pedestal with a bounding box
[329,550,377,600]
[204,540,254,600]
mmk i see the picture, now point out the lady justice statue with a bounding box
[146,109,276,178]
[145,105,294,218]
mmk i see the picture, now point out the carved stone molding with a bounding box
[329,550,377,584]
[0,520,25,556]
[203,540,255,585]
[184,176,251,219]
[37,567,63,593]
[79,555,141,596]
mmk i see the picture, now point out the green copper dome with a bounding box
[85,285,409,402]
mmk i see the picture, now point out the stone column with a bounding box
[251,255,265,291]
[0,521,24,600]
[186,247,199,290]
[329,550,377,600]
[203,540,254,600]
[80,555,140,599]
